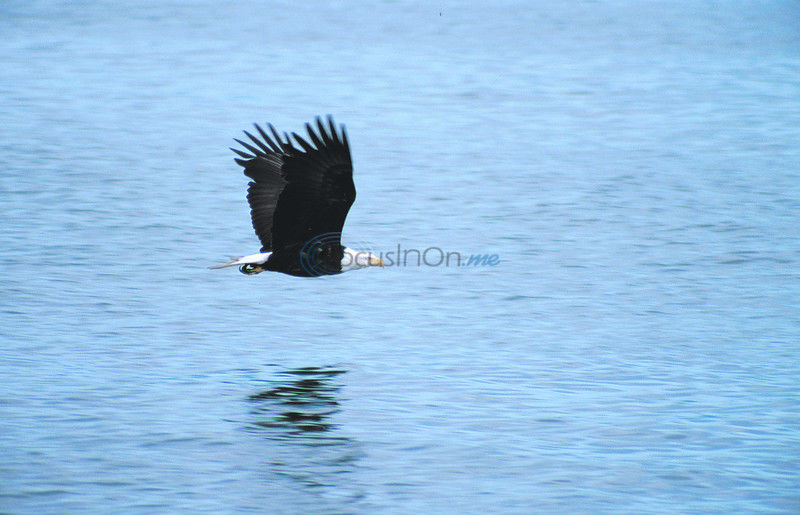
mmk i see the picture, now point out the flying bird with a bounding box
[211,116,384,277]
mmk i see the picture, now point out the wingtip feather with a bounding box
[234,138,265,157]
[244,130,271,154]
[292,132,315,153]
[231,147,254,159]
[255,123,281,152]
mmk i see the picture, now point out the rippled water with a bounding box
[2,1,800,512]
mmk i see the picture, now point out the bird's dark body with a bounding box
[229,116,355,277]
[248,243,345,277]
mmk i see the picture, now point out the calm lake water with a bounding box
[2,1,799,512]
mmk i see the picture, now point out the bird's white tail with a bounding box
[209,252,272,269]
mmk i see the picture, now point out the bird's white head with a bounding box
[341,247,385,272]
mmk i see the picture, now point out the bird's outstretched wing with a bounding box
[231,116,355,252]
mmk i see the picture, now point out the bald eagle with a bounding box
[211,116,384,277]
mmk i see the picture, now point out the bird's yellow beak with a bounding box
[369,256,385,267]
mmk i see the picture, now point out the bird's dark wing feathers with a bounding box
[231,116,355,252]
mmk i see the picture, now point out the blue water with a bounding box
[2,1,800,512]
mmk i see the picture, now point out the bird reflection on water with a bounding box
[247,366,364,500]
[248,366,348,441]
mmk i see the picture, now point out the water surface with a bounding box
[1,1,799,512]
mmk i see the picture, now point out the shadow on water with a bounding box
[246,366,365,501]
